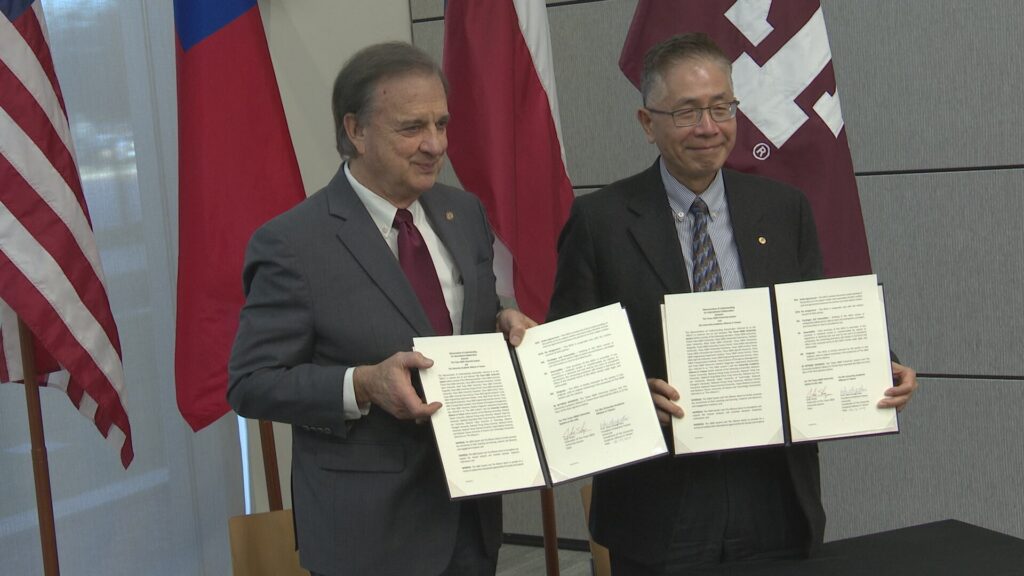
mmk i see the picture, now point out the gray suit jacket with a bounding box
[548,160,826,564]
[228,167,502,576]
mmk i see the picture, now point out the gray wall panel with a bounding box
[821,377,1024,541]
[413,0,1024,549]
[410,0,443,21]
[822,0,1024,172]
[411,17,444,84]
[503,479,591,540]
[419,0,1024,178]
[414,0,654,188]
[547,0,655,186]
[858,169,1024,376]
[411,0,600,22]
[411,19,467,192]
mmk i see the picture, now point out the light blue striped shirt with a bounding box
[660,159,745,291]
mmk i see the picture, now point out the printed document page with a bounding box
[663,288,785,454]
[415,333,545,498]
[515,304,668,483]
[775,274,897,441]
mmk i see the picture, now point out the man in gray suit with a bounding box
[228,42,534,576]
[548,34,918,574]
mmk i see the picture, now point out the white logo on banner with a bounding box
[726,1,844,148]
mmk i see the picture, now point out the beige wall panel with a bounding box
[821,377,1024,541]
[248,0,412,513]
[858,169,1024,376]
[261,0,412,195]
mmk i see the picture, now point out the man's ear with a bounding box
[343,113,366,156]
[637,107,657,144]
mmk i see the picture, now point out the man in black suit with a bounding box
[228,42,534,576]
[548,33,917,574]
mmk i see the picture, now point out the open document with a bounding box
[663,274,898,455]
[415,303,667,499]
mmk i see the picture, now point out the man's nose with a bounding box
[692,109,720,134]
[421,127,446,155]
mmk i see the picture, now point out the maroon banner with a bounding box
[621,0,871,278]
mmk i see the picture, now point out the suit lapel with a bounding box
[421,192,478,333]
[627,162,690,294]
[325,170,434,336]
[723,170,770,288]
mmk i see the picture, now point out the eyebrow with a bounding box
[396,114,450,127]
[670,93,734,108]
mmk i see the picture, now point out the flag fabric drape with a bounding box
[620,0,871,278]
[443,0,575,322]
[174,0,305,431]
[0,0,133,468]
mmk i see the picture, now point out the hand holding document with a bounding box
[515,304,667,483]
[415,304,667,499]
[776,276,896,441]
[663,274,898,455]
[663,287,784,453]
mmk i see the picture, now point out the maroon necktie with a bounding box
[393,208,453,336]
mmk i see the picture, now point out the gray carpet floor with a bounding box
[496,544,594,576]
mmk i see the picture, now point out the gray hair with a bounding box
[640,33,732,106]
[332,42,448,159]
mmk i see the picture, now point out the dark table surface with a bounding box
[691,520,1024,575]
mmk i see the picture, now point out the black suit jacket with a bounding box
[548,160,826,564]
[228,167,502,576]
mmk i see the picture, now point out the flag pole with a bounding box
[18,318,61,576]
[257,420,283,511]
[541,487,560,575]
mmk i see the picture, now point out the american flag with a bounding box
[0,0,133,468]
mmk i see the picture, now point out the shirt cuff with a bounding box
[343,367,371,420]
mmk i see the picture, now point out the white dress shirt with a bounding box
[660,159,746,291]
[341,163,465,419]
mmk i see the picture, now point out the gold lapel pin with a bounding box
[445,211,455,221]
[758,236,767,245]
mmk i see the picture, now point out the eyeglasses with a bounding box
[645,100,740,128]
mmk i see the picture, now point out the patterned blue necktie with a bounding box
[689,197,723,292]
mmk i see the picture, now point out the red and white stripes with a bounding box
[443,0,575,322]
[0,1,132,468]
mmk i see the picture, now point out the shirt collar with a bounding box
[659,158,726,220]
[344,162,423,234]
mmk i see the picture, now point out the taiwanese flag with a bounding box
[620,0,871,278]
[174,0,305,431]
[444,0,575,322]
